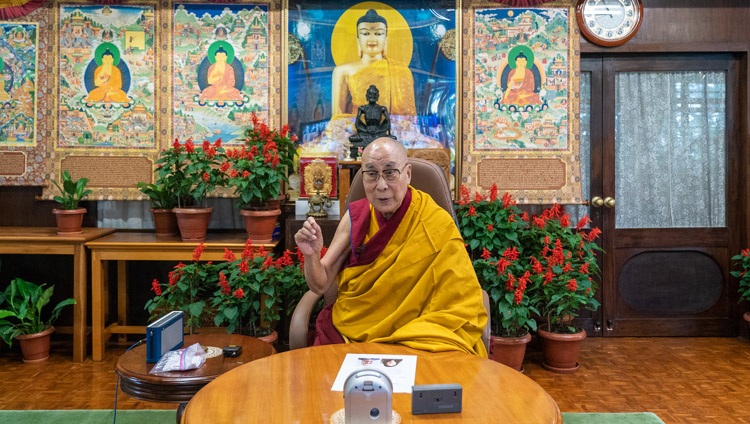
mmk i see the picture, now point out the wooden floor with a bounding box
[0,336,749,423]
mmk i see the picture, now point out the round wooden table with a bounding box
[116,333,275,422]
[181,343,562,423]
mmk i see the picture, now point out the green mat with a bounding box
[0,409,665,423]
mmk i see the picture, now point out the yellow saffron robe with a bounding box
[332,188,488,357]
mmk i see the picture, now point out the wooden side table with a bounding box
[86,231,276,361]
[116,333,275,423]
[0,227,115,362]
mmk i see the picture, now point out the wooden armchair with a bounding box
[288,157,491,352]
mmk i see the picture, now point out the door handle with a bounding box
[591,196,604,207]
[604,197,616,208]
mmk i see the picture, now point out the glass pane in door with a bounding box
[614,72,726,229]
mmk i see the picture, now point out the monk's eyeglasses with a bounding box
[361,165,407,183]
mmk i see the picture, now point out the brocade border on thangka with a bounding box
[39,0,282,201]
[0,13,48,187]
[460,0,581,204]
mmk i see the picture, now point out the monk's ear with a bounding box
[403,162,412,184]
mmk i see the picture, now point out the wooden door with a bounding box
[582,54,742,336]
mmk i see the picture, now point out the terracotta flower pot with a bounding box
[151,208,178,237]
[240,208,281,244]
[16,326,55,363]
[257,329,278,345]
[537,326,587,374]
[489,332,532,372]
[53,208,86,235]
[173,207,213,242]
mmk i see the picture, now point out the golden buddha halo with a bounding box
[331,2,413,67]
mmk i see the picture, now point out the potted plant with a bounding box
[523,204,602,373]
[0,277,76,363]
[137,181,179,237]
[225,112,298,243]
[146,241,307,345]
[50,170,93,234]
[730,248,750,326]
[457,184,603,373]
[457,184,536,370]
[162,138,228,241]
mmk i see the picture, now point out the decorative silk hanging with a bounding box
[0,0,46,19]
[489,0,558,5]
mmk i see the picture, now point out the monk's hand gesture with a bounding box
[294,217,324,256]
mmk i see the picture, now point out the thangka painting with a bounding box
[173,2,275,146]
[461,1,581,204]
[58,4,156,148]
[0,21,42,185]
[48,2,160,200]
[287,0,458,181]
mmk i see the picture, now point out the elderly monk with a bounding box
[294,137,488,356]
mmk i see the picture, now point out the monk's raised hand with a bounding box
[294,216,323,256]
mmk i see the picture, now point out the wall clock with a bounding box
[576,0,644,47]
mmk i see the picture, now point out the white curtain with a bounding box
[614,71,726,229]
[97,198,244,229]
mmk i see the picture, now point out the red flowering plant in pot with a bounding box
[457,184,537,370]
[730,248,750,325]
[157,138,228,241]
[146,241,308,344]
[225,112,299,242]
[520,204,603,373]
[145,244,222,333]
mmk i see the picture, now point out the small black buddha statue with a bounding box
[348,84,396,158]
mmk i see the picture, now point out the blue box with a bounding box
[146,311,184,363]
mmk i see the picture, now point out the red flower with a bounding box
[496,258,511,274]
[567,279,578,291]
[168,271,180,286]
[233,288,245,299]
[489,183,498,201]
[480,247,492,260]
[192,243,205,262]
[502,192,514,208]
[218,272,231,295]
[501,246,519,261]
[584,227,602,242]
[486,223,494,231]
[576,215,592,230]
[459,185,471,206]
[467,206,476,217]
[235,259,247,274]
[151,279,162,296]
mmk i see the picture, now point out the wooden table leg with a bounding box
[92,253,105,362]
[117,260,128,344]
[72,244,86,363]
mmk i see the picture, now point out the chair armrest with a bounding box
[288,290,323,350]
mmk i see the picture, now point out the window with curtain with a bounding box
[614,71,726,229]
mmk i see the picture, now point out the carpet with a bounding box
[0,409,665,423]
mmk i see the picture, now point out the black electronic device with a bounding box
[223,345,242,357]
[411,384,462,415]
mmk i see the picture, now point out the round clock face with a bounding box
[577,0,643,47]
